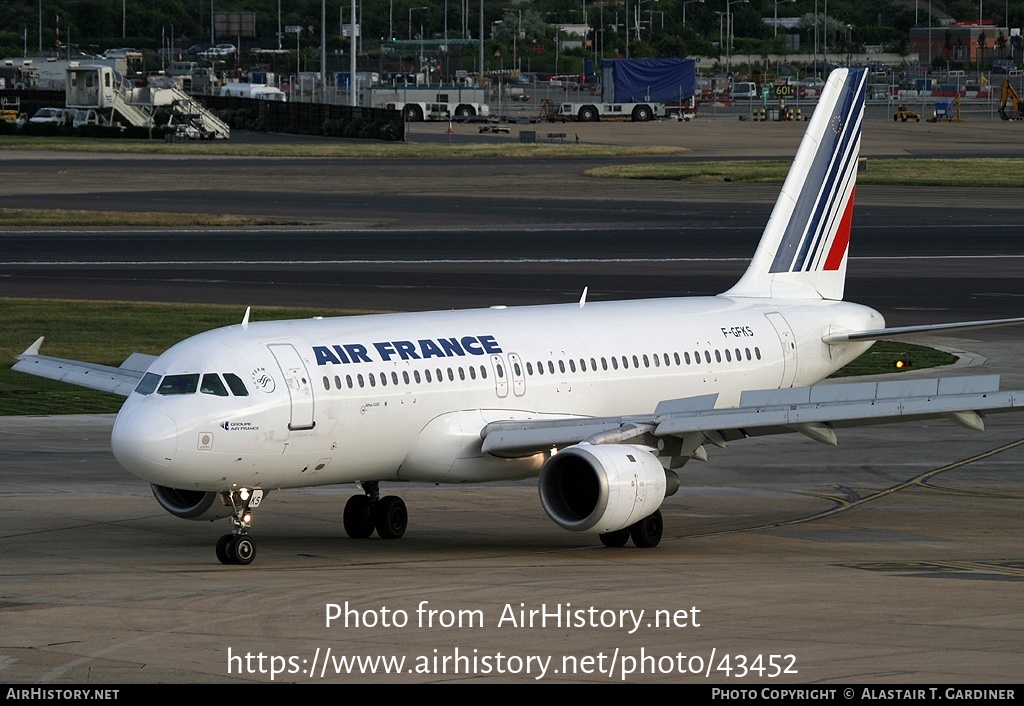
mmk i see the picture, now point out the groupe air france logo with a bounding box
[251,367,276,393]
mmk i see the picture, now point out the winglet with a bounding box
[20,336,44,358]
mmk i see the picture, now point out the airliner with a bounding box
[14,68,1024,564]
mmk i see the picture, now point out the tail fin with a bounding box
[725,68,868,301]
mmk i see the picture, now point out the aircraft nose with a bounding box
[111,406,178,481]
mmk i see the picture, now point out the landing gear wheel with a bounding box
[230,535,257,564]
[216,534,234,564]
[629,510,663,548]
[373,495,408,539]
[344,494,375,538]
[599,528,631,547]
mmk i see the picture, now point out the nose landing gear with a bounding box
[215,488,264,565]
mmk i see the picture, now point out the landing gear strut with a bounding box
[216,488,264,565]
[344,482,408,539]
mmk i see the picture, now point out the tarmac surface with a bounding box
[1,115,1024,684]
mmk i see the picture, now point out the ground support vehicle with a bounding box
[372,85,489,122]
[552,58,695,123]
[894,104,921,122]
[557,101,666,122]
[998,81,1023,120]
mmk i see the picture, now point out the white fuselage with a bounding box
[110,295,882,492]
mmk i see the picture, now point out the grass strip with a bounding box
[0,208,309,227]
[585,158,1023,188]
[0,135,686,159]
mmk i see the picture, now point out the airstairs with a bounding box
[66,64,229,139]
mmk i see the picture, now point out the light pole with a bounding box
[409,6,426,41]
[683,0,703,27]
[725,0,748,76]
[774,0,794,38]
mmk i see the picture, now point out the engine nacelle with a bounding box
[151,484,235,521]
[538,444,677,534]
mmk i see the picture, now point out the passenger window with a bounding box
[715,350,722,363]
[480,366,487,379]
[755,347,762,360]
[704,351,711,364]
[135,372,160,395]
[158,374,200,395]
[334,375,342,389]
[322,376,330,390]
[568,360,575,373]
[425,370,432,383]
[459,367,466,380]
[684,352,691,365]
[527,362,534,375]
[725,349,732,362]
[469,366,477,380]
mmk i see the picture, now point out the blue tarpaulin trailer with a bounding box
[600,58,697,104]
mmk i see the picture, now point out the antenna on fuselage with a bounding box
[579,287,588,309]
[241,306,250,330]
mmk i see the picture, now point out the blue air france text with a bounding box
[313,335,503,366]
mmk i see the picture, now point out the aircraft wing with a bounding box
[481,375,1023,459]
[12,337,154,397]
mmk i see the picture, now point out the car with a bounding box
[28,107,69,125]
[103,47,138,59]
[215,44,237,55]
[992,59,1017,74]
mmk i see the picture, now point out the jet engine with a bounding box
[538,444,679,534]
[151,484,235,521]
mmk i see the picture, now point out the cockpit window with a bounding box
[158,374,200,395]
[200,373,229,397]
[135,372,161,395]
[223,373,249,396]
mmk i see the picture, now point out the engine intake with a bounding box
[151,484,235,521]
[538,444,677,534]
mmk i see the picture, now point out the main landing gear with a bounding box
[343,481,408,540]
[216,488,264,565]
[598,510,663,549]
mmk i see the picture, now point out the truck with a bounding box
[554,58,696,122]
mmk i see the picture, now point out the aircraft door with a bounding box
[268,343,316,430]
[507,353,526,397]
[765,312,798,388]
[489,354,509,398]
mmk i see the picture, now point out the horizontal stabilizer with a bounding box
[823,316,1024,343]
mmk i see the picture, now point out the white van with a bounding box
[730,81,758,99]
